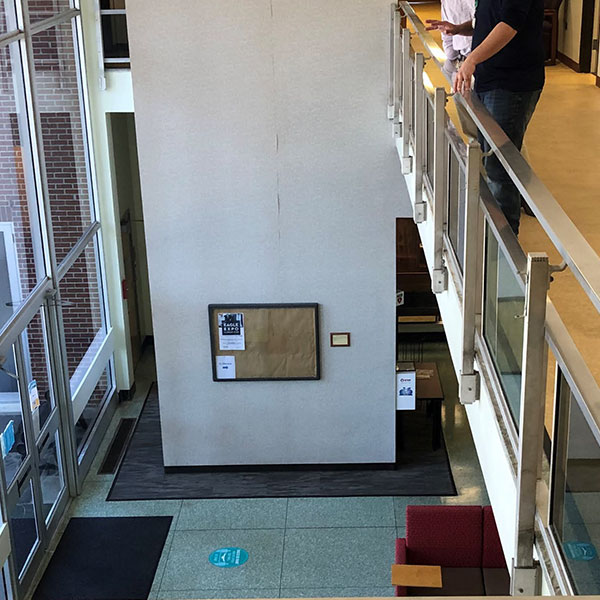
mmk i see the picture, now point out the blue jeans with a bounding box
[476,88,542,235]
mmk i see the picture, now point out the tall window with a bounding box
[100,0,129,68]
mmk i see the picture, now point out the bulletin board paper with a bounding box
[209,304,320,381]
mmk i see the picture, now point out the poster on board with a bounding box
[396,371,416,410]
[218,313,245,351]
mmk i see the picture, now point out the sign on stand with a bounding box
[396,370,416,410]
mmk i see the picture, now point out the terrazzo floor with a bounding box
[30,342,489,600]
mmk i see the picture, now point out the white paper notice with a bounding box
[396,371,416,410]
[216,356,236,379]
[218,313,245,351]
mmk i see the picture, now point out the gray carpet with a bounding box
[107,385,456,500]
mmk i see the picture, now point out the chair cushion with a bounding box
[482,506,506,568]
[406,505,483,567]
[483,567,511,595]
[408,567,485,596]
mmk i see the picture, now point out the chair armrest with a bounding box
[395,538,408,596]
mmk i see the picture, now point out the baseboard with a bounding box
[558,51,580,72]
[165,462,396,474]
[118,382,136,402]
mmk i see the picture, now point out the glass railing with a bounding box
[483,224,525,425]
[391,2,600,595]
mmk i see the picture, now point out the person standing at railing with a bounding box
[426,0,545,235]
[440,0,476,80]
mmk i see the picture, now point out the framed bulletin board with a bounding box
[208,303,320,381]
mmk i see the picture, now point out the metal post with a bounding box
[460,141,482,403]
[401,28,412,174]
[388,4,396,120]
[413,53,426,223]
[392,6,402,136]
[512,252,549,596]
[431,86,447,292]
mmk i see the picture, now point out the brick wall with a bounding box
[0,15,108,423]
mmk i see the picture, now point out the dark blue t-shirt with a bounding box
[472,0,545,93]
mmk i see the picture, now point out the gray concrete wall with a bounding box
[126,0,411,466]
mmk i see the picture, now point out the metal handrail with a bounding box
[399,1,600,314]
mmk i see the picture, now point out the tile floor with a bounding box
[53,342,489,600]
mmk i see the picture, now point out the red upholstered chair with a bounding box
[394,505,510,596]
[395,505,484,596]
[482,505,510,594]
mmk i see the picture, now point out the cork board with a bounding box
[208,304,320,381]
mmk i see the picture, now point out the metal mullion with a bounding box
[388,4,395,119]
[460,140,482,404]
[0,279,52,356]
[11,335,45,594]
[56,222,100,281]
[431,86,447,293]
[400,28,412,173]
[72,14,101,225]
[413,52,426,219]
[19,0,80,499]
[512,252,549,595]
[28,8,79,35]
[0,30,24,47]
[94,227,111,332]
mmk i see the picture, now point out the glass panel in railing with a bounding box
[551,371,600,594]
[483,222,525,425]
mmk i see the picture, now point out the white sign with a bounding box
[396,371,416,410]
[28,380,40,412]
[218,313,245,351]
[216,355,236,379]
[396,291,405,306]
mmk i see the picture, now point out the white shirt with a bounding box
[441,0,476,60]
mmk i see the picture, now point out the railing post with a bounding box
[512,252,549,596]
[393,7,402,137]
[388,4,395,120]
[460,140,482,404]
[431,86,447,292]
[401,28,412,174]
[413,53,426,223]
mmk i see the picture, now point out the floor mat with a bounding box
[33,516,172,600]
[108,385,456,500]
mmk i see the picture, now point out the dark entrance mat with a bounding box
[33,516,172,600]
[108,385,456,500]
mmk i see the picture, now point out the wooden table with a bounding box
[391,564,442,588]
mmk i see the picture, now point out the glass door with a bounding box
[1,307,68,597]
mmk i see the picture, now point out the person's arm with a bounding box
[455,0,534,93]
[440,4,460,62]
[454,22,516,92]
[426,19,474,37]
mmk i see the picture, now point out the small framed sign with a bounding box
[330,332,351,347]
